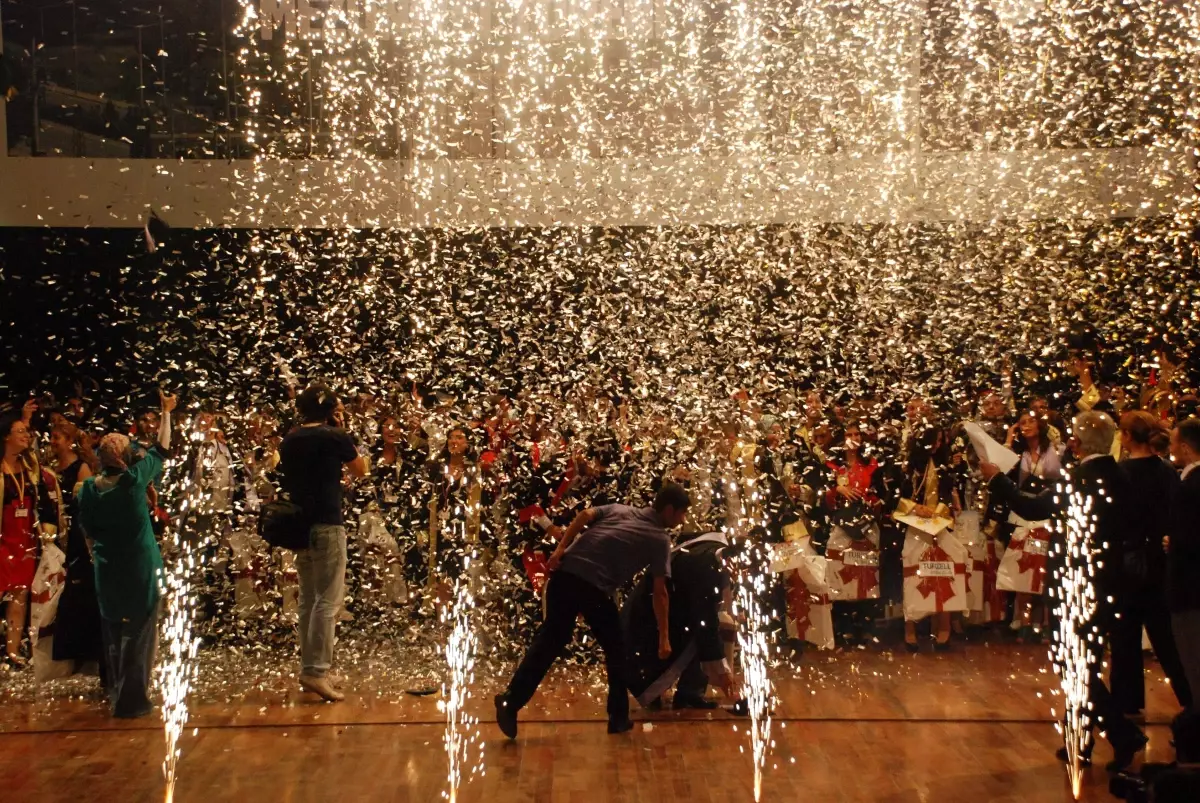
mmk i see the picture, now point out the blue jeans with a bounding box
[101,605,158,718]
[296,524,347,678]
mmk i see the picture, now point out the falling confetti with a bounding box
[3,2,1200,799]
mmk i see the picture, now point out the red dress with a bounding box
[0,472,38,593]
[824,458,881,510]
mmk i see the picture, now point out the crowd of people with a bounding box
[1,340,1199,771]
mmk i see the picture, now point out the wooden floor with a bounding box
[0,639,1184,803]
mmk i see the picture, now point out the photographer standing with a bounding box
[279,384,368,702]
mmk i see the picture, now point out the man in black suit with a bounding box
[622,531,739,710]
[1168,418,1200,717]
[981,410,1146,771]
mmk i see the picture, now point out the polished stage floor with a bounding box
[0,637,1182,802]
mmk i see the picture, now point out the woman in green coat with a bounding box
[77,433,163,719]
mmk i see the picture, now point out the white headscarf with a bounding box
[98,433,132,472]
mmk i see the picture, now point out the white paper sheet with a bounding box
[894,513,955,536]
[961,421,1020,475]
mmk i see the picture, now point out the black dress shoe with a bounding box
[495,694,518,740]
[933,640,952,653]
[729,699,750,717]
[673,693,719,710]
[113,706,154,719]
[607,718,634,734]
[904,641,920,653]
[1105,732,1149,772]
[1055,746,1092,767]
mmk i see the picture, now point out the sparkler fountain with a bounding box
[728,467,775,801]
[440,554,484,802]
[157,428,204,803]
[732,545,774,802]
[1048,484,1098,800]
[159,538,200,803]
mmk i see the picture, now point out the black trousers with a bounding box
[675,654,709,699]
[1077,607,1145,756]
[1085,668,1145,755]
[505,570,629,722]
[1111,590,1193,713]
[833,599,881,644]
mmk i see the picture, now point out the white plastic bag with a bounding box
[825,524,881,601]
[359,507,399,553]
[996,521,1052,595]
[901,527,969,621]
[782,550,834,649]
[30,543,74,682]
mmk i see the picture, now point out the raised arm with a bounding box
[128,445,164,490]
[158,390,177,450]
[1001,361,1017,416]
[339,426,369,478]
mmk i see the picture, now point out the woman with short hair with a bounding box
[420,426,494,607]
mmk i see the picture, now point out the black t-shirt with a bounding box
[279,425,358,526]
